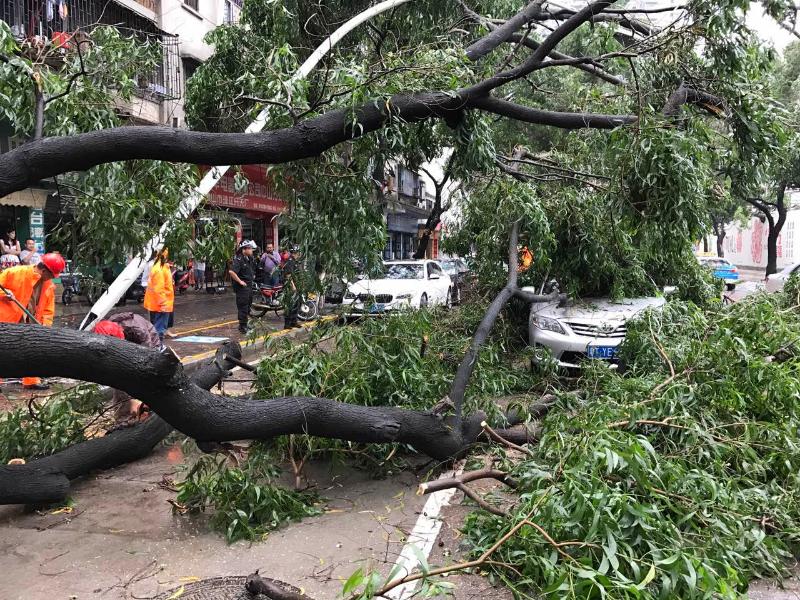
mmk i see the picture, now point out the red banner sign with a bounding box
[206,168,288,215]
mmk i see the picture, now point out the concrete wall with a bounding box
[718,205,800,269]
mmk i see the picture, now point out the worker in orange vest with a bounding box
[0,252,66,390]
[143,248,174,342]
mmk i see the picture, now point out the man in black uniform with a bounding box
[229,240,257,334]
[282,245,302,329]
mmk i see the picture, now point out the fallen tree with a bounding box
[0,342,242,504]
[0,222,555,505]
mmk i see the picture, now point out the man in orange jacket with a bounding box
[0,253,66,390]
[143,249,174,342]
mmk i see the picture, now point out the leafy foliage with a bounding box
[175,443,321,543]
[0,384,105,463]
[463,288,800,598]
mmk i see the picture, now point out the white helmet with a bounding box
[239,240,257,250]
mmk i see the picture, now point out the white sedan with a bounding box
[342,260,452,314]
[766,262,800,293]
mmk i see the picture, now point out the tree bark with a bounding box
[0,325,488,466]
[716,228,726,258]
[747,185,788,277]
[0,341,242,505]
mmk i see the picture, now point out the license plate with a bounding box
[587,345,616,359]
[369,303,385,313]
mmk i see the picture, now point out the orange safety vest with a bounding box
[0,265,55,326]
[143,262,174,313]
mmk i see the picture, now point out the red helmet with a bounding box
[93,320,125,339]
[40,253,66,277]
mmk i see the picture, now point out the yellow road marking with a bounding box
[171,319,240,336]
[179,315,337,365]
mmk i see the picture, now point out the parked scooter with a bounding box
[250,281,284,318]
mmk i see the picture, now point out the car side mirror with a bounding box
[429,274,440,280]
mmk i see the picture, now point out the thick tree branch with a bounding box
[0,341,243,505]
[449,220,521,424]
[464,0,546,61]
[472,96,636,129]
[0,325,487,465]
[662,82,727,117]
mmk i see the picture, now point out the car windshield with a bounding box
[440,261,458,275]
[384,264,424,279]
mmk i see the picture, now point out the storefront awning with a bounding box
[0,188,48,209]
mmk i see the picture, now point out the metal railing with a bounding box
[0,0,180,100]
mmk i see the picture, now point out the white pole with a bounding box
[79,0,413,330]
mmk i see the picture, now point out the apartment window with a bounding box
[224,0,237,23]
[183,0,199,12]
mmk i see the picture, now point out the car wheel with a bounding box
[61,288,72,305]
[419,293,428,308]
[726,283,736,291]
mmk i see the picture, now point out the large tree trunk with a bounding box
[716,229,725,258]
[413,200,443,259]
[0,325,487,464]
[0,342,243,505]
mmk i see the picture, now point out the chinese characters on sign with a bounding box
[29,209,44,252]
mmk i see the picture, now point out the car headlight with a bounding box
[534,315,566,335]
[396,293,413,300]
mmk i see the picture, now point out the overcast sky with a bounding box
[747,3,795,53]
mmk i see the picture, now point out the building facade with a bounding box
[0,0,294,257]
[718,204,800,270]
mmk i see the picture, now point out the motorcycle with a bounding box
[249,283,319,322]
[297,291,319,322]
[250,281,284,318]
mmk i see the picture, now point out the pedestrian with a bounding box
[92,313,161,425]
[260,243,281,286]
[1,228,21,270]
[193,257,206,291]
[282,245,302,329]
[143,248,174,342]
[229,240,257,334]
[0,253,66,390]
[19,239,41,266]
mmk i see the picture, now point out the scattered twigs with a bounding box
[419,466,519,517]
[482,421,535,456]
[419,468,518,495]
[458,483,508,516]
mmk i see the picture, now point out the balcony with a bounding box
[1,0,180,101]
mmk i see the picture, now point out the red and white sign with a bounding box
[206,165,288,215]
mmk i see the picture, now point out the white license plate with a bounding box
[587,345,616,359]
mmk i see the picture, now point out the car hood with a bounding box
[348,278,423,296]
[527,293,666,322]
